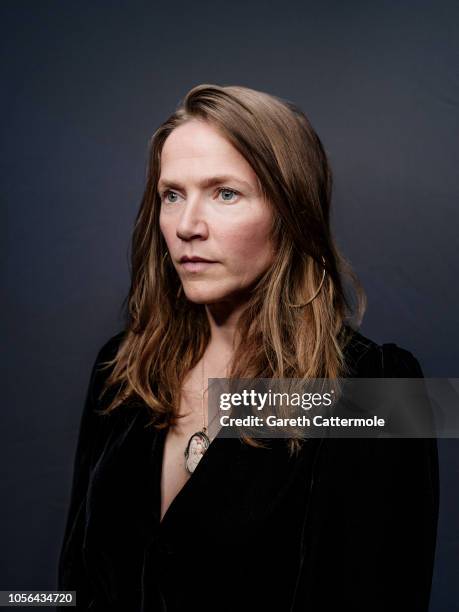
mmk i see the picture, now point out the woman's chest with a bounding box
[160,427,194,523]
[83,407,318,584]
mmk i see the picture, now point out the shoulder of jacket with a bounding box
[341,325,424,377]
[88,330,127,404]
[341,326,379,375]
[379,341,424,377]
[95,329,127,364]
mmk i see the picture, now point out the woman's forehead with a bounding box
[162,120,237,162]
[159,122,259,188]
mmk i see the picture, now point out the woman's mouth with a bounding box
[180,261,218,272]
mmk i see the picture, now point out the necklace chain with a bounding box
[201,357,207,432]
[200,355,231,434]
[183,354,230,474]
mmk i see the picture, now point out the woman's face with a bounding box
[158,119,276,306]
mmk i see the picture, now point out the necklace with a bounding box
[183,356,227,474]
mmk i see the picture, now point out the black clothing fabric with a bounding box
[57,328,439,611]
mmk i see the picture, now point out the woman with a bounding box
[57,84,439,611]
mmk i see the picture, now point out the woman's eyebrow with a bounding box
[157,175,253,192]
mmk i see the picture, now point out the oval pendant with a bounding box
[184,430,210,474]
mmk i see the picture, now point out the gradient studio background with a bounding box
[2,1,458,610]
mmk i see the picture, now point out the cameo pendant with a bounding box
[184,430,211,474]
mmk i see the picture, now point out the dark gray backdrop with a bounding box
[2,1,458,610]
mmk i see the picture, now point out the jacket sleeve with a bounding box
[56,333,124,610]
[290,344,440,612]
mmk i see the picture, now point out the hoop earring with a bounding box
[287,256,327,308]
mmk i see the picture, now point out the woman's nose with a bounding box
[176,193,209,239]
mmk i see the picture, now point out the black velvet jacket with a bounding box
[57,328,439,611]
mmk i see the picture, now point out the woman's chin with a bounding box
[183,291,228,305]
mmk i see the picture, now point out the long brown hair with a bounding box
[98,83,366,454]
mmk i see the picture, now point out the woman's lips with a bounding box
[180,261,218,272]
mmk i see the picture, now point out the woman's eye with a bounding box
[162,190,180,203]
[160,188,240,204]
[218,188,239,203]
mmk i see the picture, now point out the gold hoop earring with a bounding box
[287,256,327,308]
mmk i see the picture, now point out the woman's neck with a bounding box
[204,296,247,354]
